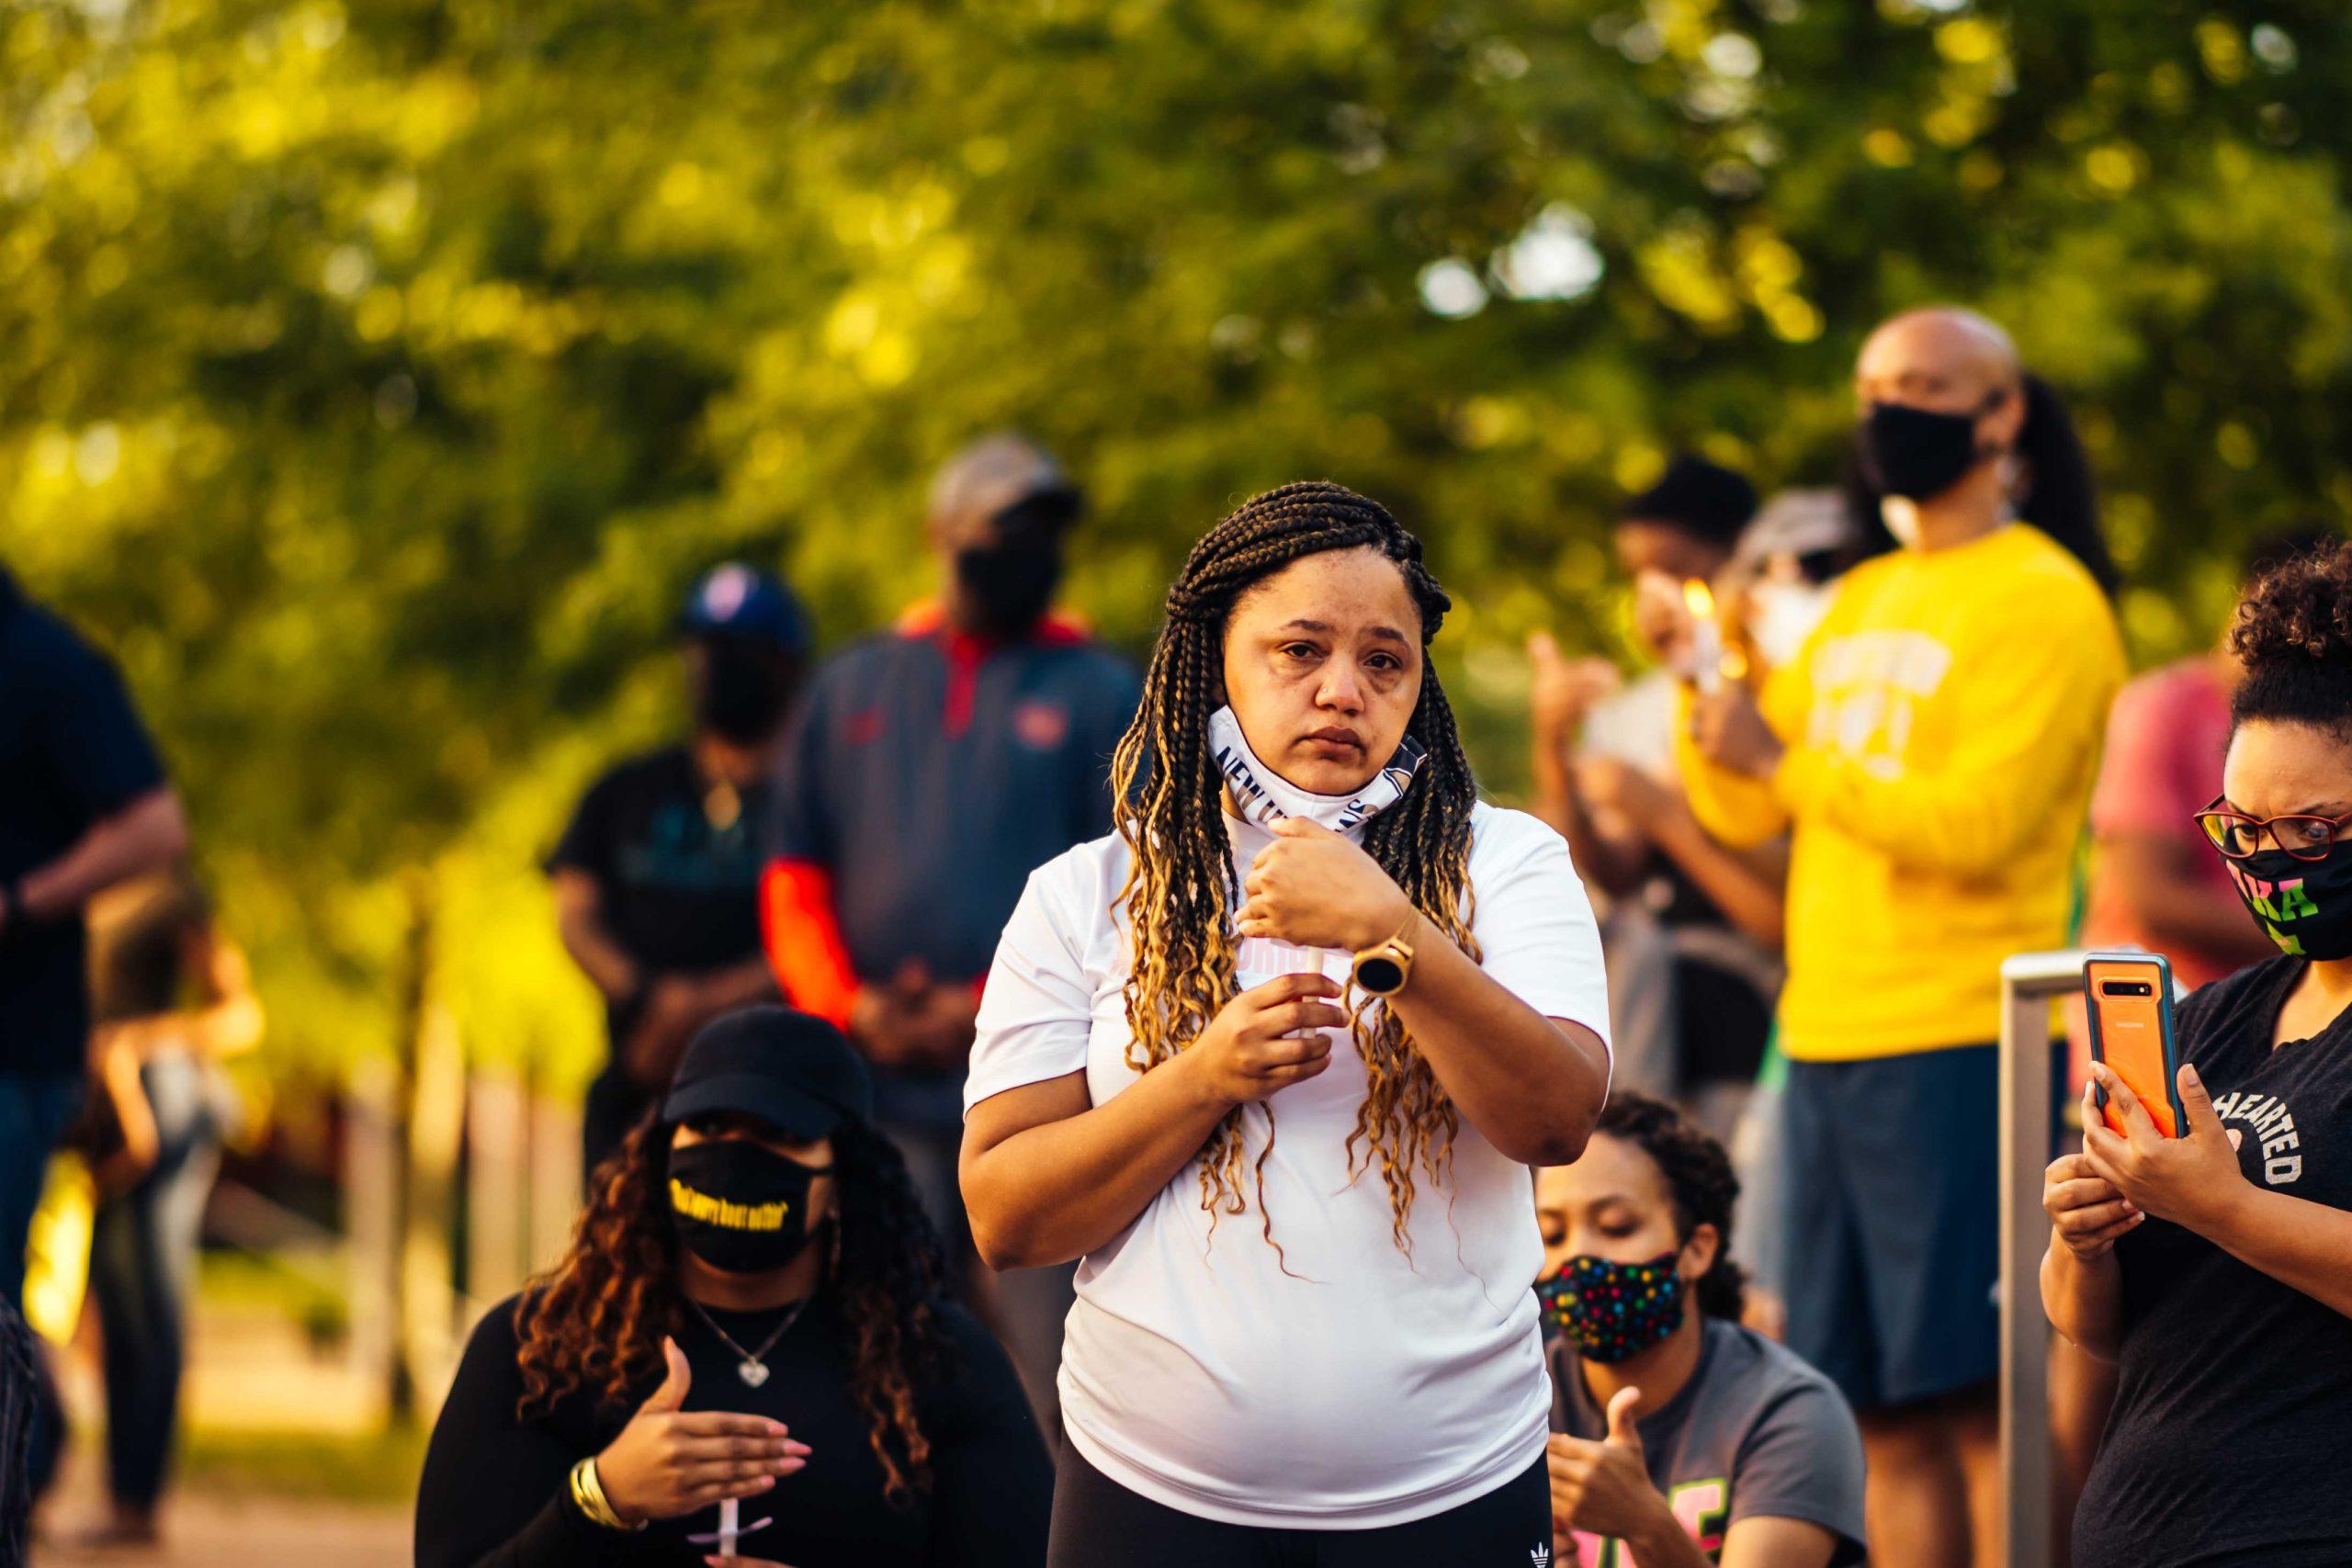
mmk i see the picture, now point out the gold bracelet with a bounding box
[585,1457,638,1531]
[570,1456,638,1531]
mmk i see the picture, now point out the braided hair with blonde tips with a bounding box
[1109,480,1484,1251]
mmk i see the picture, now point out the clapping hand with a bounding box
[1528,633,1623,754]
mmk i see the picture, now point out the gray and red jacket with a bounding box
[761,601,1138,1124]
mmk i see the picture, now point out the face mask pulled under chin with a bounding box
[1205,705,1424,833]
[668,1139,828,1274]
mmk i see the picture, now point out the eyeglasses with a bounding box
[2194,795,2352,863]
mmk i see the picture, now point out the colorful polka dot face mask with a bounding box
[1535,1251,1687,1364]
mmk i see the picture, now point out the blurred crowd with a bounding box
[5,298,2350,1568]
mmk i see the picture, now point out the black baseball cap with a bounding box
[662,1007,874,1141]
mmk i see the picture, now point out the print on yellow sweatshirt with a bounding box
[1677,524,2125,1062]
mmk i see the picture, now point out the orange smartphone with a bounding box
[2083,953,2185,1138]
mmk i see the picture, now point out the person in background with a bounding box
[2047,540,2352,1568]
[415,1007,1051,1568]
[1539,1092,1864,1568]
[550,563,807,1179]
[1705,488,1871,1342]
[0,564,188,1506]
[68,866,264,1548]
[761,433,1139,1434]
[1677,308,2124,1568]
[2082,527,2342,991]
[1527,456,1783,1137]
[1720,490,1871,675]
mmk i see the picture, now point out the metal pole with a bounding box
[1999,950,2086,1568]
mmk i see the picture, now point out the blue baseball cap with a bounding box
[681,562,812,655]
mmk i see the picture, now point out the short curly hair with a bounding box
[2231,536,2352,740]
[1595,1091,1747,1320]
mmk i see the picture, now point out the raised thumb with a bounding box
[1605,1385,1644,1448]
[643,1335,691,1414]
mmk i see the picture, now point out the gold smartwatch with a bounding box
[1351,913,1419,997]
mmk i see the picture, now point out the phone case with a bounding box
[2083,952,2186,1137]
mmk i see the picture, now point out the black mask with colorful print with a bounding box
[668,1139,828,1274]
[2230,845,2352,962]
[1535,1251,1688,1364]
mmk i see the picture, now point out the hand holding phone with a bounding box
[2084,953,2185,1138]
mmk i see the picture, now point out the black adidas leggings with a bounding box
[1046,1441,1552,1567]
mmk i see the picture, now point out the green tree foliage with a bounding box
[4,0,2346,1073]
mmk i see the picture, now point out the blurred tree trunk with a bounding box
[466,1067,528,1308]
[342,1052,401,1423]
[346,872,470,1422]
[528,1073,584,1279]
[402,872,467,1412]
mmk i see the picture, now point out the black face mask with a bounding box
[1856,397,2000,503]
[956,538,1063,638]
[2229,846,2352,962]
[668,1139,829,1274]
[694,638,794,744]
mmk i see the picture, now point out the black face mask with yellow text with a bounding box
[668,1139,826,1274]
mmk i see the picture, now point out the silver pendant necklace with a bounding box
[685,1294,811,1388]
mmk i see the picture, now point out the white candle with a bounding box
[718,1496,740,1558]
[1683,580,1724,694]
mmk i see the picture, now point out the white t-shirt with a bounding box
[966,801,1611,1528]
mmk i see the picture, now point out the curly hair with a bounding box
[2231,536,2352,740]
[1109,479,1483,1251]
[512,1111,953,1503]
[1595,1092,1747,1320]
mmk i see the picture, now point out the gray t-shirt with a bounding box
[1549,1316,1866,1566]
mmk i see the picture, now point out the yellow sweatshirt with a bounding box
[1677,524,2124,1061]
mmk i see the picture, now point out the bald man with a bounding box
[1675,309,2126,1568]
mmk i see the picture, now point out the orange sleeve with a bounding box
[760,858,858,1028]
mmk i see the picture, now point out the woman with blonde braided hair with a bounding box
[963,481,1612,1564]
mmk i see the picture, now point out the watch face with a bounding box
[1355,954,1406,995]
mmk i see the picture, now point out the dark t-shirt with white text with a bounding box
[2075,955,2352,1568]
